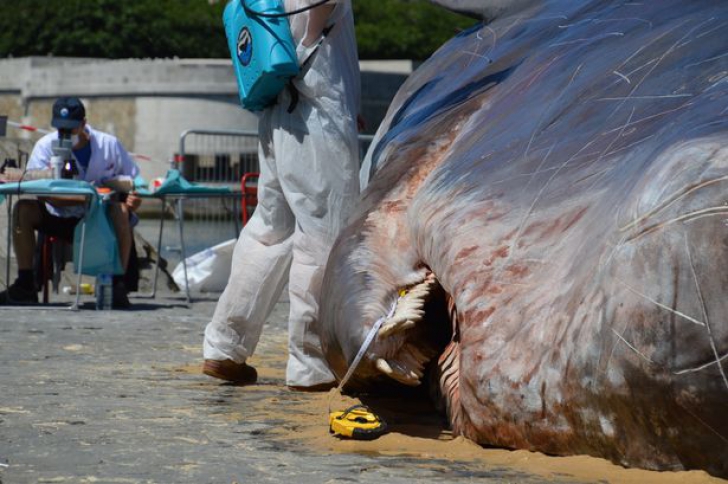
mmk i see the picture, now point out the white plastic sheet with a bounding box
[172,238,235,293]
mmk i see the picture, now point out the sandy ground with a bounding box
[228,348,726,484]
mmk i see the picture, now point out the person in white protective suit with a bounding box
[202,0,361,389]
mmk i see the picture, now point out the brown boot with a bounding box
[202,359,257,384]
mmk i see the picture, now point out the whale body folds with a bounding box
[319,0,728,477]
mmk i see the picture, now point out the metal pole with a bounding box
[177,132,186,170]
[233,193,241,238]
[5,194,11,290]
[150,197,166,299]
[72,217,86,311]
[176,197,191,303]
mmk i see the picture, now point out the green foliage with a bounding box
[0,0,229,58]
[0,0,474,60]
[355,0,475,60]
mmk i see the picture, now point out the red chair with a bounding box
[240,172,259,226]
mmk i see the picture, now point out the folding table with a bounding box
[138,170,241,303]
[0,179,99,310]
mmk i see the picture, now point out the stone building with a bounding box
[0,57,411,182]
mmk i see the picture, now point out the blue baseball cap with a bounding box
[51,97,86,129]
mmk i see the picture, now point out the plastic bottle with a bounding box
[95,273,113,310]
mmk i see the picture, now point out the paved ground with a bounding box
[0,289,724,484]
[0,287,579,484]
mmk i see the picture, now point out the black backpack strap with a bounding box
[286,80,300,114]
[243,0,331,18]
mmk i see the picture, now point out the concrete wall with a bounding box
[0,57,411,182]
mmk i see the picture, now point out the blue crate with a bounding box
[224,0,299,112]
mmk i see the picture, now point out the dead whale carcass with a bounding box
[318,0,728,477]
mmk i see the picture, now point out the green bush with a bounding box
[355,0,475,60]
[0,0,228,58]
[0,0,474,60]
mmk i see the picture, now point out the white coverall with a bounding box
[204,0,361,387]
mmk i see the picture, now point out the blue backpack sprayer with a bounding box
[223,0,334,112]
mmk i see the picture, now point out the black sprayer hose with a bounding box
[243,0,332,18]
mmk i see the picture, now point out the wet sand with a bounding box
[180,334,725,484]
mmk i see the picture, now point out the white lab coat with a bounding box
[203,0,361,387]
[27,125,139,218]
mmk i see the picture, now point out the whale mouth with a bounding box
[370,270,455,387]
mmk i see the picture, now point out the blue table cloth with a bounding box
[145,169,232,197]
[0,179,122,276]
[0,179,99,203]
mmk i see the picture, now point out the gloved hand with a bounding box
[296,41,319,66]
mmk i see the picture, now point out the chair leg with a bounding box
[52,241,66,294]
[41,237,51,304]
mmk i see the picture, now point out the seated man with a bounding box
[0,97,140,308]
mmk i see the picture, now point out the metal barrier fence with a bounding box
[176,128,259,184]
[158,129,374,266]
[158,129,259,267]
[175,128,374,184]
